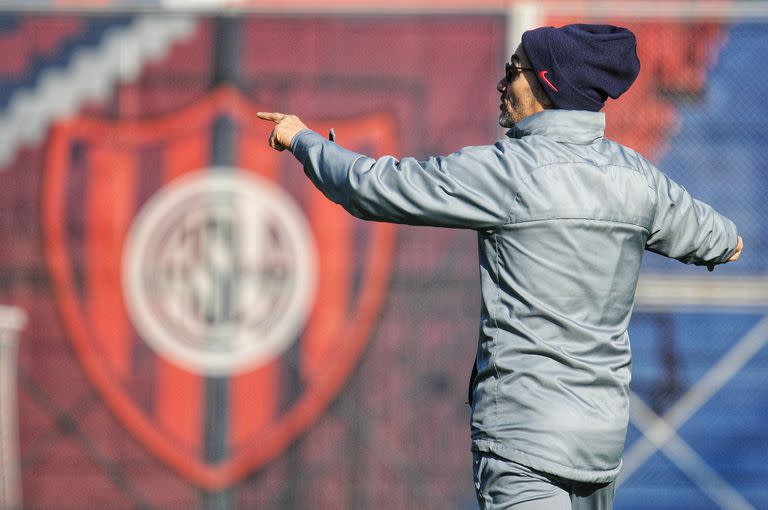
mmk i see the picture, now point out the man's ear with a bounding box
[525,71,553,109]
[532,83,553,109]
[536,83,553,108]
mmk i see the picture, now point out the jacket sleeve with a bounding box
[646,165,739,266]
[290,129,524,229]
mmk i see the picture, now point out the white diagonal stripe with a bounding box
[0,15,197,168]
[623,394,756,510]
[620,313,768,484]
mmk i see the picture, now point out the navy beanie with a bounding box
[521,24,640,111]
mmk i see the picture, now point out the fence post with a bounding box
[0,306,27,510]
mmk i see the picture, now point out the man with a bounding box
[258,24,743,510]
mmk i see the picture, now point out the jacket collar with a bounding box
[507,110,605,145]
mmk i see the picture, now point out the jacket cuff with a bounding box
[724,221,740,262]
[290,129,323,156]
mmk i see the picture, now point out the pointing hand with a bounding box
[256,112,308,152]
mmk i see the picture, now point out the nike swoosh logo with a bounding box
[539,70,558,92]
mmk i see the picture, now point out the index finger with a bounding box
[256,112,286,123]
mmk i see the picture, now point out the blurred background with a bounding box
[0,1,765,509]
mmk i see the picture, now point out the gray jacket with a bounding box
[290,109,739,483]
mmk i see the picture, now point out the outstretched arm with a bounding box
[256,111,522,229]
[647,166,742,271]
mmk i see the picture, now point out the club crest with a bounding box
[42,87,397,488]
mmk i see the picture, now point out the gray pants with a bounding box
[472,452,616,510]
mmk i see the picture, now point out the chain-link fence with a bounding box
[0,5,765,510]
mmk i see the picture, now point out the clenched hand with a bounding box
[708,235,743,272]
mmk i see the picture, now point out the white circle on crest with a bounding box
[122,169,317,376]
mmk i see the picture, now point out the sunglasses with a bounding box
[505,62,535,82]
